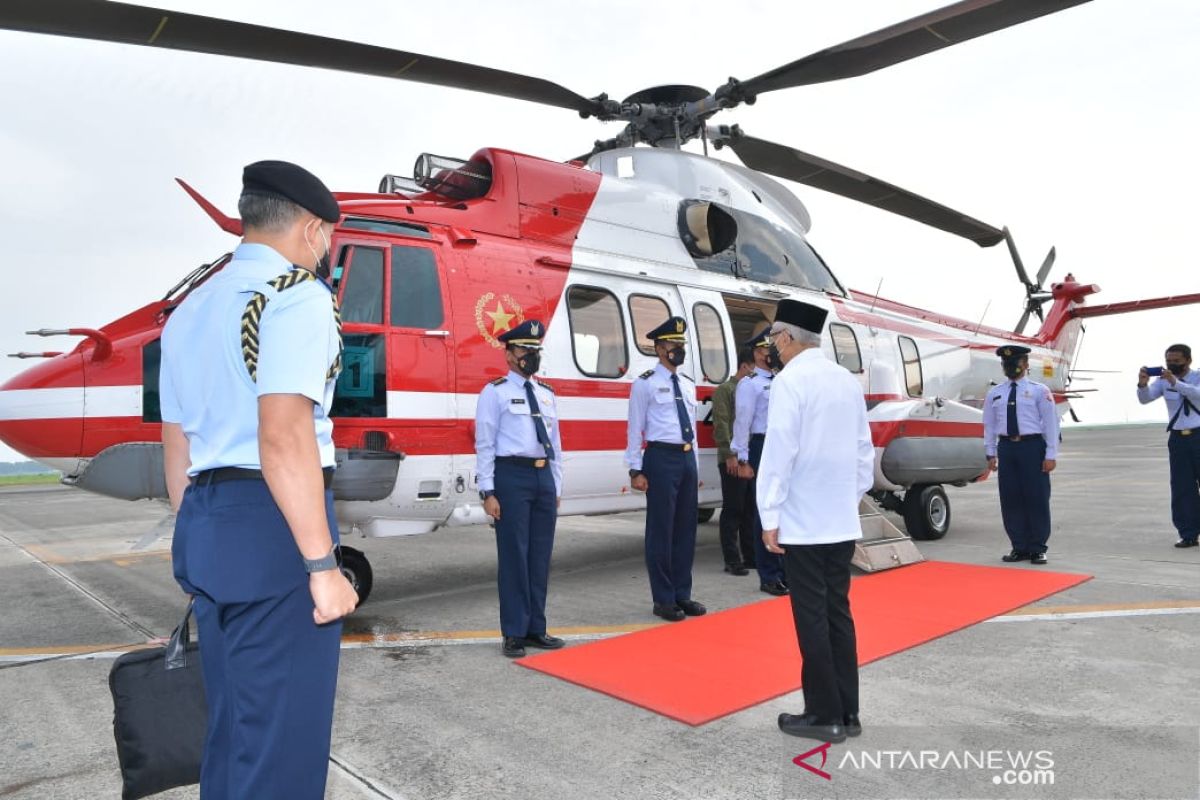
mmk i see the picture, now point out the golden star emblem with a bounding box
[486,302,515,334]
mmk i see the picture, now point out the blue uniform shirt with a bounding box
[625,363,699,471]
[983,377,1060,459]
[475,371,564,496]
[731,366,772,461]
[159,243,341,474]
[1137,372,1200,431]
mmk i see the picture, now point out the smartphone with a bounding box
[1145,366,1163,377]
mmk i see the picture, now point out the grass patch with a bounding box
[0,473,61,486]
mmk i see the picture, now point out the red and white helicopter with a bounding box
[2,0,1197,600]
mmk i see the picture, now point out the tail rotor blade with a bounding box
[1035,246,1056,287]
[1003,227,1033,287]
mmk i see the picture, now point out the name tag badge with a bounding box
[510,398,526,405]
[657,387,671,393]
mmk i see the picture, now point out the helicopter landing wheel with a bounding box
[902,484,950,541]
[339,546,374,606]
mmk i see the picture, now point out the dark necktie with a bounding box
[671,374,694,443]
[1007,382,1019,437]
[523,381,555,460]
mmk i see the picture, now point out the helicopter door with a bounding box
[385,242,454,426]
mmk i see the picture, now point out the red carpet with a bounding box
[519,560,1090,725]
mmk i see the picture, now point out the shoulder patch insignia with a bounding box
[640,369,655,379]
[268,269,316,292]
[679,373,694,382]
[536,379,555,393]
[489,377,507,386]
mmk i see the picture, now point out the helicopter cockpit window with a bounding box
[338,246,385,325]
[390,246,444,329]
[680,201,843,296]
[567,285,628,379]
[628,295,670,356]
[341,217,432,240]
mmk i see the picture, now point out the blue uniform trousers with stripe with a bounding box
[748,433,786,584]
[642,446,698,605]
[997,436,1052,555]
[1168,430,1200,542]
[494,462,557,637]
[172,478,342,800]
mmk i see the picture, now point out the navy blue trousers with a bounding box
[997,436,1052,555]
[494,462,557,637]
[748,434,786,584]
[173,479,342,800]
[1168,430,1200,542]
[642,447,698,605]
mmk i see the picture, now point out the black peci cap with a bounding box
[774,299,828,334]
[242,160,340,223]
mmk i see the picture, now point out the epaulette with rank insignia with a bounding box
[639,369,655,379]
[489,377,507,386]
[679,373,695,382]
[536,379,555,393]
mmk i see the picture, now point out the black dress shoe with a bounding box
[653,603,685,622]
[1175,538,1199,548]
[1029,552,1048,564]
[1001,550,1029,563]
[843,714,862,737]
[760,581,788,596]
[777,713,847,743]
[502,637,526,658]
[523,633,565,649]
[677,599,707,616]
[724,563,749,576]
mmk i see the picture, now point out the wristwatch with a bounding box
[480,490,495,501]
[303,546,340,574]
[628,469,642,479]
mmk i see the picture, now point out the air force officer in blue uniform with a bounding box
[731,330,788,596]
[983,345,1060,564]
[160,161,358,800]
[475,320,567,658]
[626,316,707,622]
[1137,343,1200,548]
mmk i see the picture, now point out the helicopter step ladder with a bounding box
[852,498,925,573]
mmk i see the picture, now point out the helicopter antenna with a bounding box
[869,278,883,314]
[974,300,991,335]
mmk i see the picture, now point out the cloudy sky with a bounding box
[1,0,1198,462]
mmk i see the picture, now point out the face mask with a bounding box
[1003,364,1024,379]
[306,221,332,277]
[1168,363,1187,376]
[517,351,541,376]
[665,347,686,367]
[766,345,784,371]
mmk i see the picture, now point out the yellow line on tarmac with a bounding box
[1006,599,1200,616]
[20,544,170,566]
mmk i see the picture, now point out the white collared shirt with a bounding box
[756,348,874,544]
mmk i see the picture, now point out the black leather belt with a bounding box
[999,434,1042,442]
[750,433,766,441]
[496,456,549,468]
[648,441,693,452]
[1172,429,1196,437]
[192,466,335,488]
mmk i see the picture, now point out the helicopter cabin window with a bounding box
[829,323,862,373]
[898,336,923,396]
[693,302,728,383]
[567,286,628,379]
[628,294,670,356]
[340,217,432,240]
[390,245,444,329]
[681,202,843,296]
[338,245,385,325]
[142,337,162,423]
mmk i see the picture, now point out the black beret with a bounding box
[996,345,1031,360]
[774,299,828,334]
[242,160,340,223]
[498,319,546,348]
[646,316,687,342]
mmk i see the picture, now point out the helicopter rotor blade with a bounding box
[1035,245,1057,286]
[1003,227,1034,287]
[0,0,604,115]
[739,0,1093,97]
[1014,307,1033,335]
[725,133,1004,247]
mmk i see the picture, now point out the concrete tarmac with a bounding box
[0,426,1197,799]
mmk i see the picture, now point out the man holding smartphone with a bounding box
[1137,344,1200,548]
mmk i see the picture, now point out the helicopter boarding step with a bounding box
[853,498,925,573]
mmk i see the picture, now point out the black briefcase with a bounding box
[109,601,207,799]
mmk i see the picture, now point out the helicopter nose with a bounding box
[0,354,86,473]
